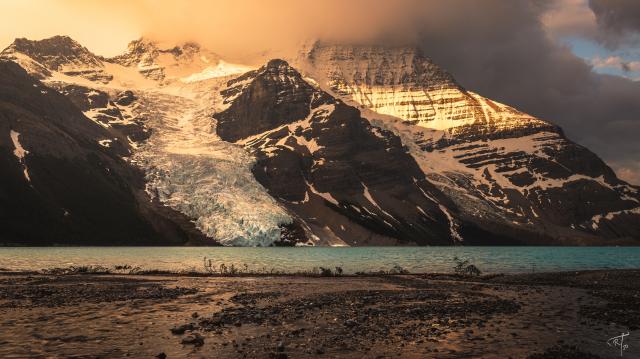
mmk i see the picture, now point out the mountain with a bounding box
[215,59,461,245]
[0,60,204,245]
[293,42,640,244]
[1,36,290,246]
[1,36,286,246]
[1,35,638,246]
[1,35,111,83]
[109,38,251,83]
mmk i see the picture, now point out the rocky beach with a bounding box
[0,270,637,358]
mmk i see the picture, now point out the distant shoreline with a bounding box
[2,266,639,278]
[2,247,639,277]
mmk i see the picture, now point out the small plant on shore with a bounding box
[389,265,410,275]
[203,257,215,274]
[42,265,110,275]
[318,267,333,276]
[113,264,142,274]
[453,256,482,277]
[203,258,266,276]
[228,263,238,275]
[39,260,423,278]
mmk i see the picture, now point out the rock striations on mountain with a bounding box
[294,42,640,244]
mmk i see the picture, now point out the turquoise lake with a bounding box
[1,247,639,274]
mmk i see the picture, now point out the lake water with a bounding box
[0,247,639,274]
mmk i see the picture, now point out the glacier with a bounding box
[2,37,293,246]
[130,84,292,246]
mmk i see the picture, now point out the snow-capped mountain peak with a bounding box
[299,41,459,89]
[296,41,542,132]
[0,35,109,82]
[0,36,252,87]
[1,35,103,70]
[295,41,640,243]
[108,38,250,82]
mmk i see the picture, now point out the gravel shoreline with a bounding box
[0,270,637,358]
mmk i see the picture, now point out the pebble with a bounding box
[181,333,205,346]
[170,323,194,335]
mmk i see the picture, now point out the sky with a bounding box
[1,0,639,184]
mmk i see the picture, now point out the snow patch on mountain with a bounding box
[591,207,640,228]
[10,130,31,182]
[98,139,112,147]
[180,61,252,83]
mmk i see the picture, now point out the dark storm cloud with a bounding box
[589,0,640,48]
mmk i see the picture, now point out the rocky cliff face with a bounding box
[296,42,640,244]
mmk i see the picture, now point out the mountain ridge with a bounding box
[1,35,638,245]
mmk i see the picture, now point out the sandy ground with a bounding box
[0,270,638,359]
